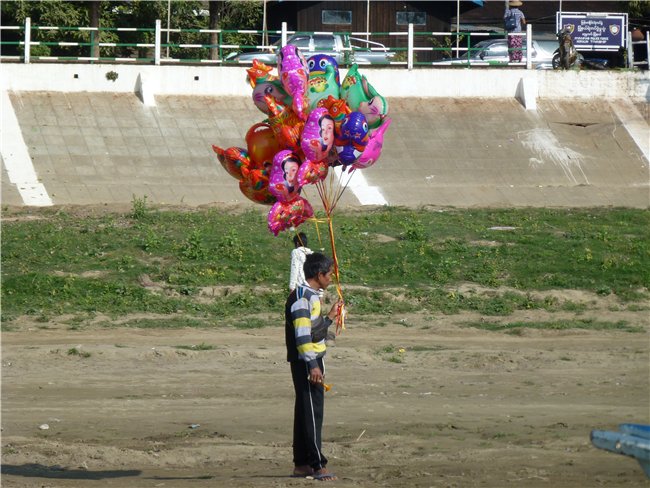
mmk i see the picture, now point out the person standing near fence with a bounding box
[504,0,526,63]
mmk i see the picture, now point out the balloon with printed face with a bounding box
[278,44,309,121]
[340,64,389,130]
[306,63,340,112]
[245,123,282,167]
[297,159,329,186]
[269,150,302,202]
[334,111,370,166]
[352,117,392,170]
[307,54,340,86]
[212,145,249,180]
[301,108,335,163]
[264,95,304,152]
[267,196,314,236]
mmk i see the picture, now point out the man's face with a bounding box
[316,267,334,290]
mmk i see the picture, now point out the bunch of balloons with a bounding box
[212,46,392,236]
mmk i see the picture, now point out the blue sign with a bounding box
[556,12,628,51]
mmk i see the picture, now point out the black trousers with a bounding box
[290,358,328,470]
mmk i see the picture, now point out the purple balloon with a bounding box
[268,150,302,202]
[335,112,369,166]
[301,107,335,163]
[278,45,309,121]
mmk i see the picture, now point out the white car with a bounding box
[432,38,558,69]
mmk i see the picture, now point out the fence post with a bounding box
[646,32,649,69]
[407,23,413,70]
[24,17,31,64]
[281,22,287,46]
[526,23,532,69]
[154,19,161,65]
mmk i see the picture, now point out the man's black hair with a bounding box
[304,252,334,280]
[293,232,308,248]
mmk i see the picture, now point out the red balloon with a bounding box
[212,145,249,180]
[245,122,282,167]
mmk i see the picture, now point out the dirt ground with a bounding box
[2,297,649,488]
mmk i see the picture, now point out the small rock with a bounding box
[38,424,49,430]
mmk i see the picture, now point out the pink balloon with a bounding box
[353,118,392,170]
[301,107,335,163]
[268,150,302,202]
[278,45,309,121]
[267,196,314,236]
[297,159,329,186]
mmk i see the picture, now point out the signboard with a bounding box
[556,12,628,51]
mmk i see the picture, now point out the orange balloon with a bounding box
[246,123,282,167]
[239,179,275,205]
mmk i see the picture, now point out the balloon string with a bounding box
[315,175,346,334]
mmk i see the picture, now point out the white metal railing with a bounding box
[1,18,647,71]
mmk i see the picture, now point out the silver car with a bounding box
[227,33,395,65]
[432,38,558,69]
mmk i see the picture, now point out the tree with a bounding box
[88,1,101,59]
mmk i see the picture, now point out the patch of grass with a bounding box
[465,319,643,333]
[174,343,215,351]
[67,347,91,358]
[2,207,648,325]
[118,317,209,329]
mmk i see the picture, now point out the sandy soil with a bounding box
[2,301,649,488]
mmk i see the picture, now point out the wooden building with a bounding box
[265,1,626,61]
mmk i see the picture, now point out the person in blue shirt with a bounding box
[504,0,526,62]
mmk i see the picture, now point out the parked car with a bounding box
[227,33,396,65]
[431,38,559,69]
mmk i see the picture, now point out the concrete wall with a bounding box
[1,63,649,101]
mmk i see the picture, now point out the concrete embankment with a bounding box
[1,64,648,208]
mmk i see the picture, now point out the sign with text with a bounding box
[556,12,628,51]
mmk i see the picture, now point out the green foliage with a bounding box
[465,319,643,333]
[0,0,262,60]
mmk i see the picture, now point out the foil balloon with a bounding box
[317,95,351,133]
[247,59,292,115]
[352,118,392,170]
[306,62,340,111]
[269,150,302,202]
[245,122,282,167]
[264,94,304,152]
[212,145,249,180]
[277,44,309,121]
[246,59,277,87]
[301,108,335,163]
[357,83,389,131]
[334,112,369,166]
[268,196,314,236]
[297,159,329,186]
[340,64,389,129]
[239,178,275,205]
[240,164,270,191]
[307,54,340,86]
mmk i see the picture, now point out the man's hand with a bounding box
[309,366,323,385]
[327,299,344,321]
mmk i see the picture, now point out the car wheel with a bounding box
[552,52,561,69]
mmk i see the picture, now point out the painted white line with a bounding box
[609,99,649,164]
[333,166,388,206]
[1,90,53,206]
